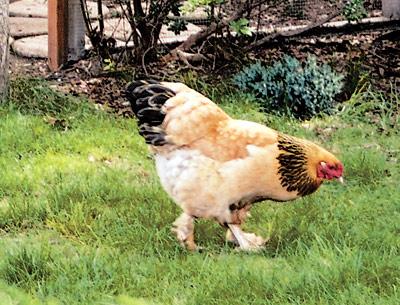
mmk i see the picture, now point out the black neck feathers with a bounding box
[276,134,320,196]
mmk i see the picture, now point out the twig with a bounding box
[80,0,95,46]
[97,0,104,35]
[373,30,400,42]
[116,31,134,64]
[371,50,386,61]
[141,47,151,75]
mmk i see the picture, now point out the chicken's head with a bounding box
[317,161,344,183]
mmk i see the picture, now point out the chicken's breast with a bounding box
[155,143,299,224]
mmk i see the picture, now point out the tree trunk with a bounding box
[0,0,9,101]
[382,0,400,19]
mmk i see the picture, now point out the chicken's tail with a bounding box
[124,80,175,146]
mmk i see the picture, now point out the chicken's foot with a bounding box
[227,224,267,251]
[171,212,197,251]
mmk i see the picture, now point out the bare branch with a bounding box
[97,0,104,35]
[163,0,269,62]
[244,7,344,52]
[80,0,96,46]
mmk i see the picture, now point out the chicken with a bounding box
[125,80,344,251]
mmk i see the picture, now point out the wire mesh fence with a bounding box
[90,0,386,50]
[168,0,384,28]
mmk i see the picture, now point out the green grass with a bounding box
[0,78,399,305]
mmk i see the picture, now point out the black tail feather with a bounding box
[138,124,168,146]
[125,80,175,146]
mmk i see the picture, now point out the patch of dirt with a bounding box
[9,27,399,116]
[9,54,48,78]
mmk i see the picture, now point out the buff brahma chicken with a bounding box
[125,80,344,251]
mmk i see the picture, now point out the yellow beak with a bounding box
[337,176,344,184]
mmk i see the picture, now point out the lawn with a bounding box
[0,78,399,305]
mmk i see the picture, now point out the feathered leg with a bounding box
[226,205,267,251]
[227,224,267,251]
[171,212,197,251]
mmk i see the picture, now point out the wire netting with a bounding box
[173,0,384,28]
[92,0,385,47]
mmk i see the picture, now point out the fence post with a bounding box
[68,0,86,62]
[48,0,85,71]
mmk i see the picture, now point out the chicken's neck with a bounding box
[276,134,321,196]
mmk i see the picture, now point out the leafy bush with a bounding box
[343,0,367,22]
[233,56,343,119]
[230,18,252,36]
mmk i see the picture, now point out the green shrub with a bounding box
[343,0,367,22]
[233,56,343,119]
